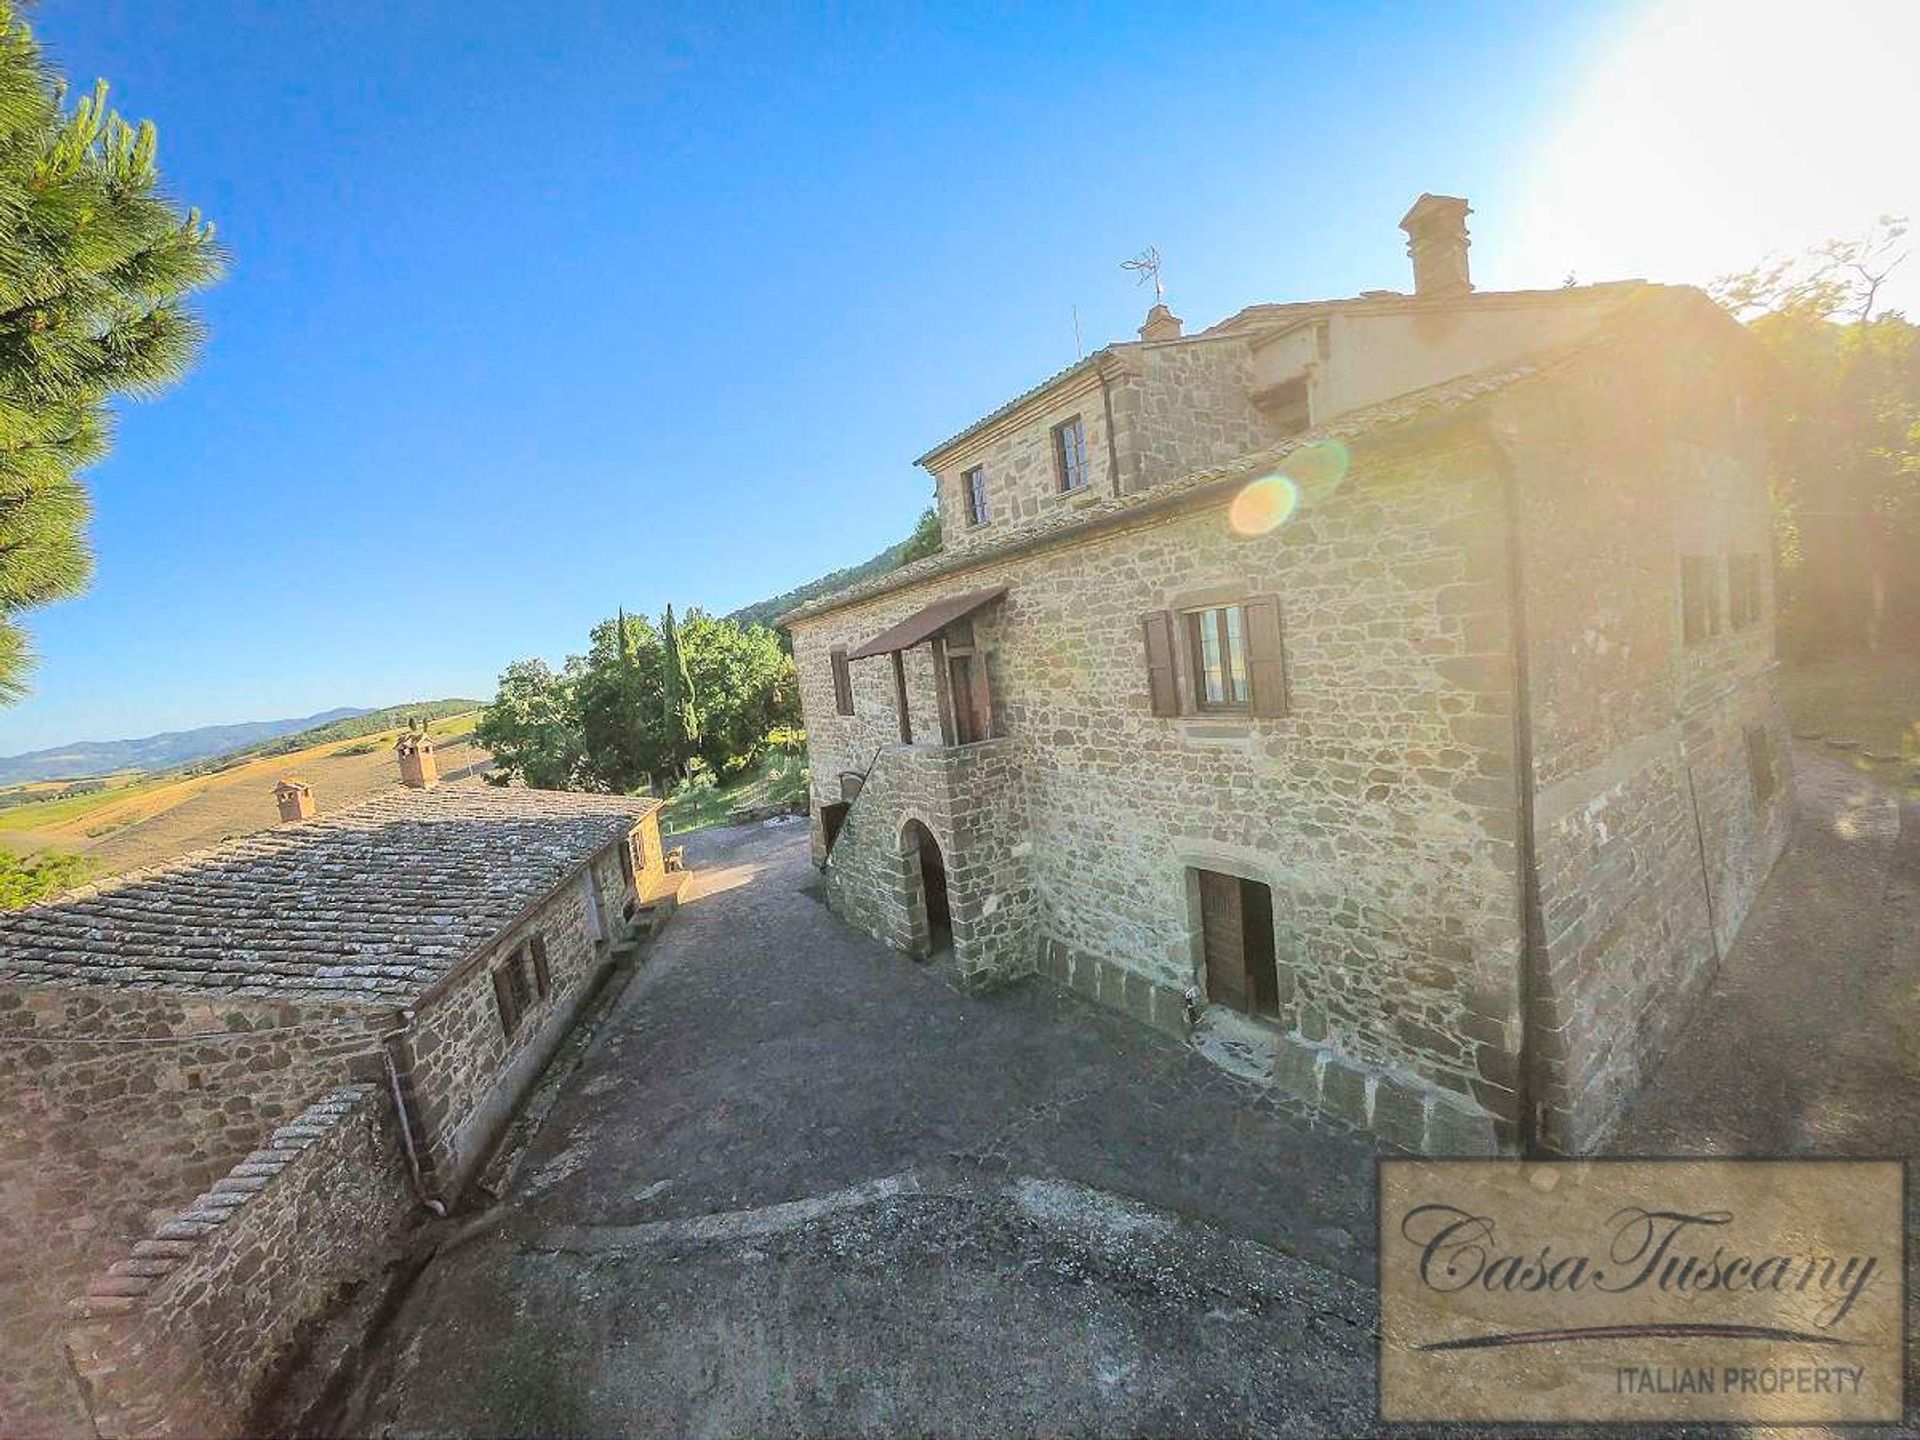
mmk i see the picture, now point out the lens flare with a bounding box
[1281,438,1350,500]
[1228,474,1299,537]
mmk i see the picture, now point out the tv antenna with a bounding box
[1122,245,1165,303]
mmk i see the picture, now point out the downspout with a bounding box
[380,1010,449,1217]
[1097,355,1123,498]
[1485,415,1546,1158]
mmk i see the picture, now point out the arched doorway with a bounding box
[901,819,951,958]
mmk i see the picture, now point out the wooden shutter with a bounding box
[1142,610,1179,717]
[1243,594,1289,718]
[831,647,853,716]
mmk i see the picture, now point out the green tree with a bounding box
[1717,218,1920,656]
[898,504,942,566]
[474,658,582,789]
[0,11,222,700]
[679,610,798,780]
[575,609,667,792]
[661,602,699,778]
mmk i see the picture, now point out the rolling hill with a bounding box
[0,706,370,786]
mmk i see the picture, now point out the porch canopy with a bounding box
[846,586,1007,660]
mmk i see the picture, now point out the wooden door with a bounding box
[949,655,979,745]
[1198,869,1248,1012]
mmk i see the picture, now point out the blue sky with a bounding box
[3,0,1907,753]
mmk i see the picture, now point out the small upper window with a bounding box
[1187,605,1250,711]
[963,466,990,527]
[1680,556,1721,645]
[1053,416,1089,492]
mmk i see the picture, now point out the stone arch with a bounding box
[898,815,951,960]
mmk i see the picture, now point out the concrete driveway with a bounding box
[324,748,1918,1438]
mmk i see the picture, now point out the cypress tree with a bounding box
[0,7,221,700]
[661,603,698,778]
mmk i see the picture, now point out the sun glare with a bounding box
[1506,0,1919,310]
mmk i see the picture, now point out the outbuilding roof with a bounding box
[0,783,657,1002]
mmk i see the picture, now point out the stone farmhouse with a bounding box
[0,759,672,1437]
[785,195,1790,1161]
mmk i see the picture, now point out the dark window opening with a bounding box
[1186,605,1250,711]
[529,935,552,999]
[1728,553,1765,629]
[1053,416,1089,492]
[1253,376,1311,438]
[1681,555,1721,644]
[1746,724,1776,803]
[820,800,851,854]
[830,646,854,715]
[492,963,525,1036]
[618,837,636,891]
[963,465,990,526]
[1196,869,1284,1019]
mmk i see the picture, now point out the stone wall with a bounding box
[796,422,1527,1151]
[1496,304,1791,1150]
[1108,337,1273,494]
[821,738,1037,989]
[63,1084,415,1438]
[399,839,631,1193]
[930,369,1116,552]
[0,987,391,1437]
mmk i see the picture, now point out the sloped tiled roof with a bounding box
[0,783,657,1002]
[782,286,1725,628]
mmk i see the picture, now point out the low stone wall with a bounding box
[0,987,391,1437]
[63,1084,416,1439]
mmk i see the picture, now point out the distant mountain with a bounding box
[0,707,371,786]
[726,539,913,633]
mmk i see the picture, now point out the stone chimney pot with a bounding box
[396,732,438,789]
[1138,302,1184,342]
[1398,193,1473,298]
[274,779,315,822]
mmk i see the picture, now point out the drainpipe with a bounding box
[380,1010,449,1216]
[1485,415,1545,1158]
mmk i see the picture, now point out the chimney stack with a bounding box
[1137,302,1183,342]
[1398,193,1472,299]
[274,779,315,822]
[396,732,438,789]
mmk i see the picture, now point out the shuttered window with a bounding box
[963,466,990,527]
[1142,611,1179,716]
[1242,594,1289,717]
[1142,595,1288,719]
[830,646,854,715]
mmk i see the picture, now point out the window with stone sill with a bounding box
[1053,416,1089,492]
[963,465,990,527]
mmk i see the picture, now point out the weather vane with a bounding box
[1122,246,1165,303]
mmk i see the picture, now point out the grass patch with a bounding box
[661,749,809,837]
[1780,652,1920,798]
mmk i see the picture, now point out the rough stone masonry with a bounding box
[786,247,1789,1159]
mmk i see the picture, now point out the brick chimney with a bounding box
[396,732,438,789]
[1398,193,1472,299]
[1137,302,1183,342]
[274,779,315,822]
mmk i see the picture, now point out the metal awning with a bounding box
[846,586,1007,660]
